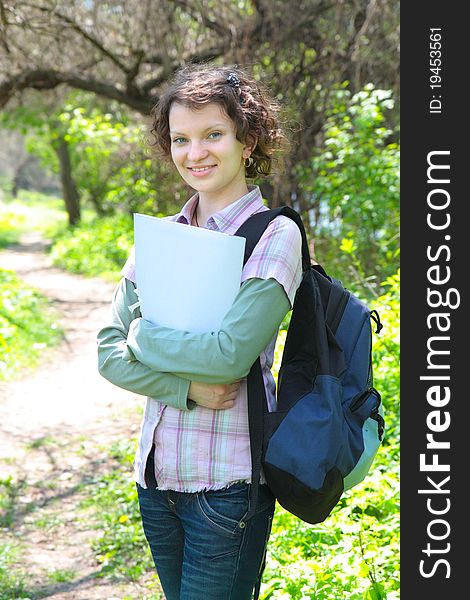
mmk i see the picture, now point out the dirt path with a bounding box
[0,234,161,599]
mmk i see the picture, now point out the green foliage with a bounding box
[0,189,67,239]
[2,94,185,220]
[46,568,76,584]
[80,440,154,581]
[54,104,155,215]
[0,209,24,248]
[263,467,399,599]
[371,269,400,440]
[49,213,133,280]
[260,273,400,599]
[300,84,400,297]
[0,543,29,599]
[0,268,63,380]
[0,476,27,529]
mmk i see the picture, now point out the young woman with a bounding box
[97,64,302,600]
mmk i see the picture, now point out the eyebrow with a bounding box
[169,123,228,135]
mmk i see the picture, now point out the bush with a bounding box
[0,189,67,243]
[0,210,25,248]
[260,270,400,599]
[50,213,133,280]
[299,85,399,297]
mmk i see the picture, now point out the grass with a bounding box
[78,437,399,599]
[0,189,67,242]
[46,568,76,584]
[79,439,155,582]
[29,513,62,531]
[0,543,30,599]
[0,477,27,529]
[0,267,63,381]
[0,190,66,381]
[1,185,132,282]
[0,209,25,248]
[25,435,57,451]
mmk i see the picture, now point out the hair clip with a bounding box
[226,73,241,88]
[226,72,245,104]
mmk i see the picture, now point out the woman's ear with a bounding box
[243,136,258,158]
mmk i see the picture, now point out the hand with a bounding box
[188,380,241,410]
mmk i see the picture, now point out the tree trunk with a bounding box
[11,156,31,198]
[55,136,81,226]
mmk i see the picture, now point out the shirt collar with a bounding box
[175,185,266,234]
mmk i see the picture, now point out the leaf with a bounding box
[340,237,356,254]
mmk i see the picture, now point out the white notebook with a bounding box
[134,213,246,333]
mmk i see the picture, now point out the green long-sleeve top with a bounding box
[97,276,291,410]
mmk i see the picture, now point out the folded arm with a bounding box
[97,277,191,410]
[126,277,291,384]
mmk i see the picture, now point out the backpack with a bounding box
[234,206,385,527]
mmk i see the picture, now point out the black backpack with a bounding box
[234,206,385,527]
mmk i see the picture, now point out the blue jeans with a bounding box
[136,455,275,600]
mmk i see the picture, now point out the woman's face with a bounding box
[169,102,251,204]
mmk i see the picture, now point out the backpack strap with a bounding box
[235,206,312,271]
[234,208,282,526]
[234,205,311,600]
[233,206,311,527]
[325,277,348,333]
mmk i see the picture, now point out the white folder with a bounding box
[134,213,246,333]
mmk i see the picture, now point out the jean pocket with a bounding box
[197,484,249,537]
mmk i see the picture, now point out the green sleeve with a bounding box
[97,277,192,410]
[126,277,291,384]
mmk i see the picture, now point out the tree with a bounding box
[0,1,399,249]
[301,84,399,294]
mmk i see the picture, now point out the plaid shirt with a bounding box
[122,185,303,491]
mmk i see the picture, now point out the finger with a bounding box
[213,402,232,410]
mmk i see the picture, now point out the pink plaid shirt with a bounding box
[122,185,303,491]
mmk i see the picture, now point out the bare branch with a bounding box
[0,69,154,114]
[169,0,234,40]
[140,44,227,94]
[21,2,130,73]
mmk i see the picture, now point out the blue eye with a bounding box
[208,131,222,139]
[172,137,187,144]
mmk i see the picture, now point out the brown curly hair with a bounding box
[149,63,289,179]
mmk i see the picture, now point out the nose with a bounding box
[187,140,209,162]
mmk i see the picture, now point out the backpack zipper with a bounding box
[349,387,379,412]
[349,388,385,441]
[369,389,385,441]
[370,407,385,441]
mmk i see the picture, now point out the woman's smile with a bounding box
[187,164,218,177]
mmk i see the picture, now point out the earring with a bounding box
[244,156,254,168]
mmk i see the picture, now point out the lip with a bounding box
[187,165,217,177]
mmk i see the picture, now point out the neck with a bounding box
[194,184,251,227]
